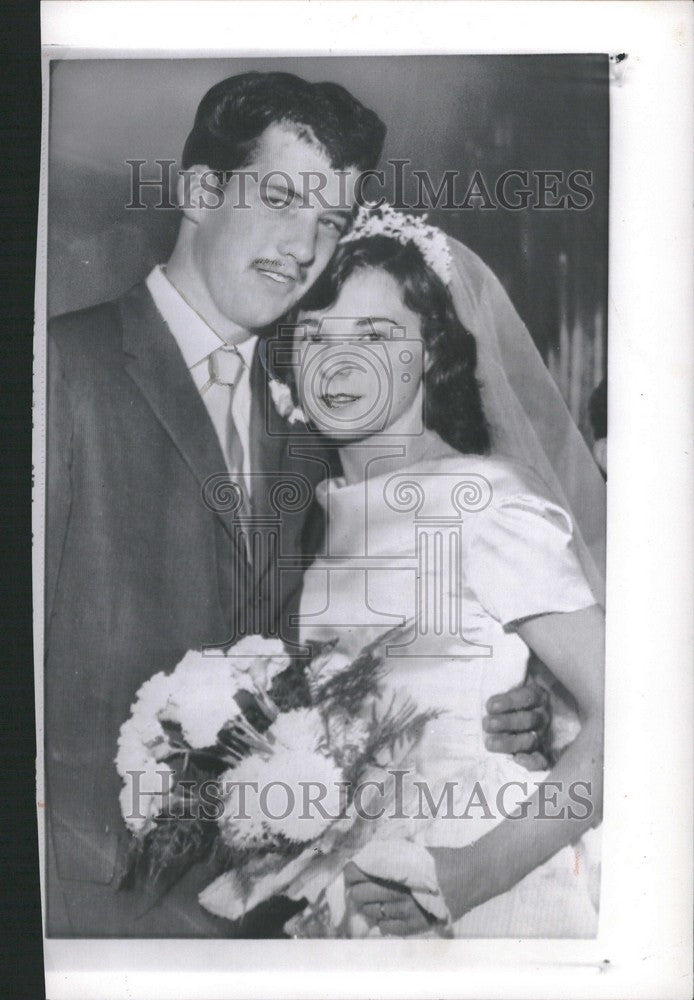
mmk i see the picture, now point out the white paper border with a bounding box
[36,3,693,998]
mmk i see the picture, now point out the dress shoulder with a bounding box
[428,452,554,505]
[459,470,597,627]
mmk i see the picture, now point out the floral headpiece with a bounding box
[340,201,452,285]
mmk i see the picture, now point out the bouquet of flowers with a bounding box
[115,626,441,934]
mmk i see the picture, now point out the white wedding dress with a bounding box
[297,449,600,937]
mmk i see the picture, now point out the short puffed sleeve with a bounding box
[463,493,597,627]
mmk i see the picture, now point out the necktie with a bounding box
[204,346,253,632]
[205,346,245,475]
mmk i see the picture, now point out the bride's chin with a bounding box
[315,428,375,446]
[298,414,374,445]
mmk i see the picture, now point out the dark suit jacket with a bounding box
[45,282,327,936]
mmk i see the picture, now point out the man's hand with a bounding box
[343,862,434,937]
[483,679,552,770]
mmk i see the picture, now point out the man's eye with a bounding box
[359,330,386,342]
[265,188,293,208]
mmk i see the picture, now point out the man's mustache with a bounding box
[254,257,283,269]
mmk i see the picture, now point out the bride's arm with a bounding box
[432,603,604,920]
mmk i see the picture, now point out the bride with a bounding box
[283,205,605,937]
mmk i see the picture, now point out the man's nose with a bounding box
[277,214,318,267]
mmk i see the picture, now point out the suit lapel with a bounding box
[247,343,333,595]
[119,283,243,545]
[248,343,291,592]
[249,342,289,511]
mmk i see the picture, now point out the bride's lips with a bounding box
[319,392,363,409]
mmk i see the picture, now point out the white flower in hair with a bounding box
[340,201,452,285]
[268,378,306,425]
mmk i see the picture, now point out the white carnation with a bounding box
[261,750,344,843]
[170,649,227,687]
[160,650,244,747]
[115,717,160,778]
[217,761,273,848]
[132,671,173,716]
[119,783,153,835]
[115,723,153,778]
[119,763,174,834]
[175,679,242,748]
[217,747,344,846]
[269,708,325,753]
[129,708,168,747]
[225,636,291,689]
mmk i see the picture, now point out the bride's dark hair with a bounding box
[296,235,491,455]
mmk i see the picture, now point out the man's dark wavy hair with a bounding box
[297,236,491,456]
[182,71,385,173]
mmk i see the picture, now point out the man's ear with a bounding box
[177,164,225,224]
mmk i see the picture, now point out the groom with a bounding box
[45,71,550,937]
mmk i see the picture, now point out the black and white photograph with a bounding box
[43,49,608,939]
[33,2,692,997]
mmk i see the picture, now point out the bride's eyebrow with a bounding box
[356,316,397,327]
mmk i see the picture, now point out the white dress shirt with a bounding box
[146,265,257,479]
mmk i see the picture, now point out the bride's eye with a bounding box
[299,326,322,342]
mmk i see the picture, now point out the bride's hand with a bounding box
[343,862,433,936]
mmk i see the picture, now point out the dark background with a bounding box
[48,54,608,440]
[3,4,43,997]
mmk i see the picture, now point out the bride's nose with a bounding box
[319,358,366,391]
[328,359,363,379]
